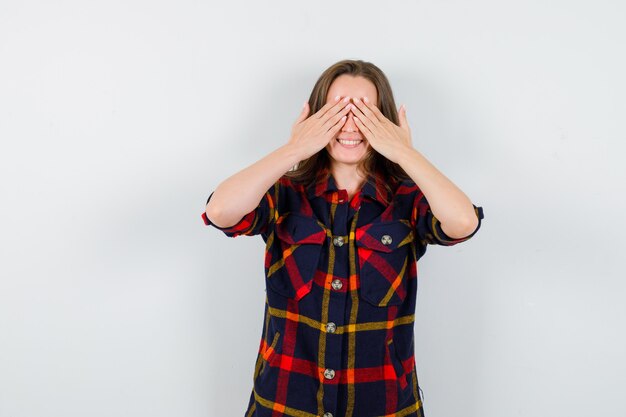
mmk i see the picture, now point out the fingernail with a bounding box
[303,101,307,109]
[364,96,369,103]
[335,95,340,101]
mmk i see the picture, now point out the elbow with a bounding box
[205,203,227,228]
[205,199,219,222]
[205,202,243,229]
[441,214,479,239]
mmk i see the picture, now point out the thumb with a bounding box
[398,104,409,130]
[295,101,310,124]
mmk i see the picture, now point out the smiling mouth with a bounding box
[336,138,363,146]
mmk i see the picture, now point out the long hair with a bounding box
[284,59,411,204]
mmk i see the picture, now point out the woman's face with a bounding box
[324,74,378,167]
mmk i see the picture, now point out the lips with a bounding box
[336,138,364,148]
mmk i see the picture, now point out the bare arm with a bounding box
[206,95,352,228]
[397,147,479,239]
[205,144,302,228]
[347,96,479,240]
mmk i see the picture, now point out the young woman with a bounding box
[202,59,484,417]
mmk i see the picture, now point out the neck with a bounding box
[330,163,366,191]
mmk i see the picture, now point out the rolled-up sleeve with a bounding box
[413,191,484,246]
[201,183,278,238]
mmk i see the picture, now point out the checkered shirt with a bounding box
[201,166,485,417]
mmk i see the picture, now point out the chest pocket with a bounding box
[355,220,415,307]
[265,212,327,300]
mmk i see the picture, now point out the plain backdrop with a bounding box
[1,1,625,416]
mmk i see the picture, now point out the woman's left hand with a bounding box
[350,96,413,163]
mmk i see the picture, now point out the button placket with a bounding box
[322,193,349,416]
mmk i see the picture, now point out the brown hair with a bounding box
[283,59,411,204]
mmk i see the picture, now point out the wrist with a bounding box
[277,143,304,167]
[396,145,419,168]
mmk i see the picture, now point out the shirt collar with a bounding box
[305,166,392,206]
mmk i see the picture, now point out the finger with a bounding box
[295,101,310,124]
[349,100,374,131]
[322,102,352,130]
[318,96,351,122]
[363,96,387,123]
[352,115,373,139]
[310,95,340,120]
[316,95,349,120]
[354,97,382,124]
[398,104,409,130]
[328,114,348,134]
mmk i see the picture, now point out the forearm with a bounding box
[205,144,302,227]
[396,146,479,238]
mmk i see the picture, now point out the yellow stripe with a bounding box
[315,200,338,415]
[345,209,360,417]
[253,389,319,417]
[380,256,408,306]
[244,401,255,417]
[251,295,272,390]
[374,397,423,417]
[251,363,423,417]
[267,305,414,333]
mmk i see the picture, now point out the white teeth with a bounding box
[338,139,362,145]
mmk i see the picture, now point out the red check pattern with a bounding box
[201,166,484,417]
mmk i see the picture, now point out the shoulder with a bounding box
[262,175,301,194]
[277,174,310,194]
[391,177,422,199]
[278,174,295,188]
[267,175,309,210]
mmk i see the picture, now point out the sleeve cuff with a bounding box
[430,205,484,245]
[201,189,270,237]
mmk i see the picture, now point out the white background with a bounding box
[1,1,624,416]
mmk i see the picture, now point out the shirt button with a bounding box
[323,413,333,417]
[331,279,343,290]
[381,234,393,245]
[324,368,335,379]
[332,236,344,247]
[326,322,336,333]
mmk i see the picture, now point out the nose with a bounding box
[342,111,358,133]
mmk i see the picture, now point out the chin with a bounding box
[326,138,370,163]
[326,145,370,164]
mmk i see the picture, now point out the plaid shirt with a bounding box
[201,166,484,417]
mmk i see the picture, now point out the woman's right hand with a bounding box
[287,95,353,161]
